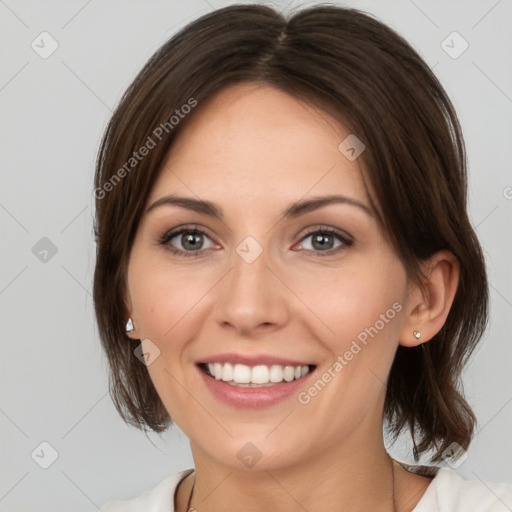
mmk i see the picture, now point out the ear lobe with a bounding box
[399,250,460,347]
[124,289,139,339]
[125,317,140,340]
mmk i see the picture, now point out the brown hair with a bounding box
[93,4,488,463]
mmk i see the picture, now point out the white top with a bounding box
[101,465,512,511]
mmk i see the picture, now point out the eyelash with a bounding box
[158,225,353,258]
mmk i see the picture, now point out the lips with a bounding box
[195,353,317,408]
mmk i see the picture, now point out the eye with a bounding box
[294,227,352,255]
[158,226,217,257]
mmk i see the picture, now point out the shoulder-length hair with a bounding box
[93,4,488,463]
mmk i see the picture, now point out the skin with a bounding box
[125,83,459,512]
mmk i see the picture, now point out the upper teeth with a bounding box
[207,362,310,384]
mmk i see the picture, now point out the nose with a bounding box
[213,245,290,337]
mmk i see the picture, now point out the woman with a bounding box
[93,4,512,511]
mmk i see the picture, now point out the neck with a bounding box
[181,439,396,512]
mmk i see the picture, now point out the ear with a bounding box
[399,250,460,347]
[125,317,140,340]
[124,290,139,340]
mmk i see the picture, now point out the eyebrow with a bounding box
[145,194,372,219]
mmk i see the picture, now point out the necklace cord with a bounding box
[185,472,195,512]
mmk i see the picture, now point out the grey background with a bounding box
[0,0,511,510]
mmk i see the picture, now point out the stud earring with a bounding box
[413,330,421,341]
[126,318,135,334]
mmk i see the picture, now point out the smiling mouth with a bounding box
[198,362,316,387]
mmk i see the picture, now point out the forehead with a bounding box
[149,83,368,207]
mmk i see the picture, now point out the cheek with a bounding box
[288,256,408,418]
[126,252,214,425]
[128,251,210,342]
[289,258,407,349]
[288,262,406,436]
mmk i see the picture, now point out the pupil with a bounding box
[182,233,202,250]
[312,234,333,250]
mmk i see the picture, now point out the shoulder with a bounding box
[412,466,512,512]
[101,469,193,512]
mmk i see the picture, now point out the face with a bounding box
[126,83,411,470]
